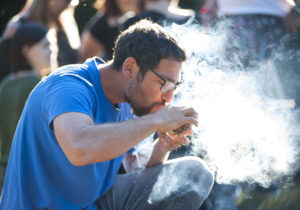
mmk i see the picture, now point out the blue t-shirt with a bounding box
[0,57,133,209]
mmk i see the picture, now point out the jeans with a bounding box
[96,156,214,210]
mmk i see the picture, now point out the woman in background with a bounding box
[79,0,142,62]
[0,0,79,81]
[0,22,57,187]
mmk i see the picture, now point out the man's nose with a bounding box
[161,90,174,103]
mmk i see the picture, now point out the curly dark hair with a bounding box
[112,19,187,79]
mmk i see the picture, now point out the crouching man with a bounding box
[0,20,213,209]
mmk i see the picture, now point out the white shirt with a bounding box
[217,0,292,17]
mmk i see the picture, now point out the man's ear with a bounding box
[122,57,139,78]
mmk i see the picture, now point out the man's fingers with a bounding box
[185,116,198,127]
[179,134,190,146]
[158,132,191,151]
[181,107,198,117]
[179,107,199,127]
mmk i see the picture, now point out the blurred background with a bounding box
[0,0,300,209]
[0,0,202,35]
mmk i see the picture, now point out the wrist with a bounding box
[146,112,161,132]
[155,138,172,153]
[146,139,170,166]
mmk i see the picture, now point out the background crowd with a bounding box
[0,0,299,209]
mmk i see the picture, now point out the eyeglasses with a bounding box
[150,69,182,93]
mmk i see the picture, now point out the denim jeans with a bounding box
[96,156,214,210]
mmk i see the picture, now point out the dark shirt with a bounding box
[0,73,40,186]
[56,28,78,66]
[0,39,11,82]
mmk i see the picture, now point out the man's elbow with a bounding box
[65,144,91,166]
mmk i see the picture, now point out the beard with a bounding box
[124,81,165,116]
[125,94,164,116]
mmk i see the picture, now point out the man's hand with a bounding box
[284,9,300,33]
[145,111,195,167]
[151,105,198,134]
[157,131,191,152]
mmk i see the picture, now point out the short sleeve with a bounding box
[44,75,96,130]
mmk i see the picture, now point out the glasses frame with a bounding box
[149,69,182,93]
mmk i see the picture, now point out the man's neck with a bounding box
[98,63,127,105]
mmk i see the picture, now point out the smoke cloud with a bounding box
[148,19,300,203]
[174,20,300,186]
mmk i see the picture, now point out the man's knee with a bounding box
[147,156,214,206]
[172,156,214,193]
[160,156,214,198]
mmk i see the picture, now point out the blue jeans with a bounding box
[96,156,214,210]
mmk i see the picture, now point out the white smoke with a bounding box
[147,20,300,203]
[170,21,299,187]
[131,133,154,170]
[148,158,213,204]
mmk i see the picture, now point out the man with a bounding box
[0,20,213,209]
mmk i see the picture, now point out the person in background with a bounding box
[0,22,57,188]
[201,0,300,33]
[0,20,213,209]
[79,0,142,62]
[198,1,300,210]
[122,0,195,30]
[201,0,300,113]
[199,0,218,27]
[0,0,79,82]
[209,0,300,69]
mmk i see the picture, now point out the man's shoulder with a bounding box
[48,58,99,80]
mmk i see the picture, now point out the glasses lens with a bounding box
[161,81,182,93]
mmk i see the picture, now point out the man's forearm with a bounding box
[55,106,198,166]
[79,116,160,165]
[146,139,170,167]
[55,113,159,166]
